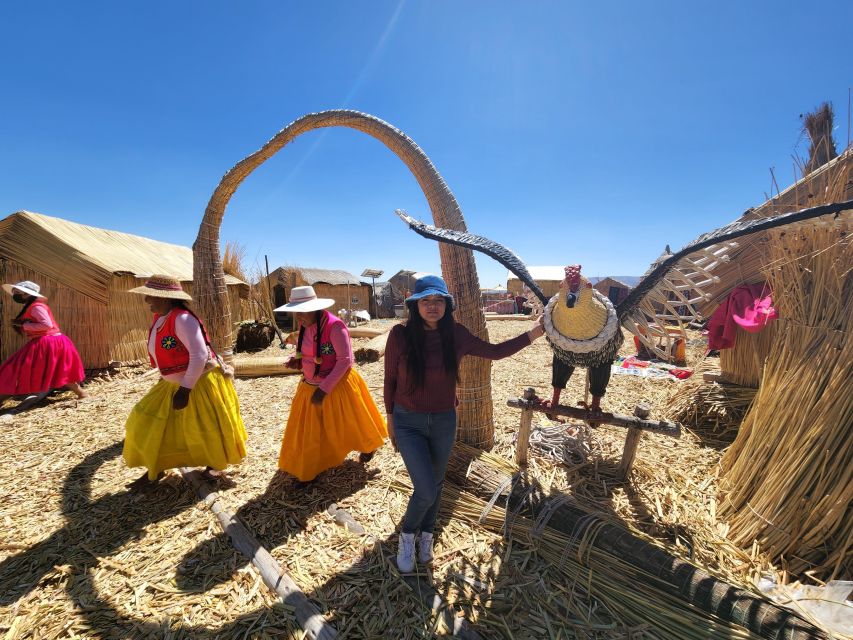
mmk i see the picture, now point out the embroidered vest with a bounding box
[148,309,213,375]
[302,311,345,379]
[21,301,61,337]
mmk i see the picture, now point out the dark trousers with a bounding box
[551,355,612,397]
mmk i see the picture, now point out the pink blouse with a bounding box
[298,320,353,394]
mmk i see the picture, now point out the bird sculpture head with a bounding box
[549,265,608,341]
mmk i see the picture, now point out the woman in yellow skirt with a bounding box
[123,275,247,490]
[277,286,386,482]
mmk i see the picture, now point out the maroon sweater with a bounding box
[384,322,533,414]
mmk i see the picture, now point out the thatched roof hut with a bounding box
[0,211,249,368]
[388,270,429,301]
[593,277,632,305]
[369,281,399,318]
[507,266,564,300]
[264,266,371,317]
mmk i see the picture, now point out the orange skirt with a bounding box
[278,368,386,481]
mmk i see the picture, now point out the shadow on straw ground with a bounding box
[0,442,497,638]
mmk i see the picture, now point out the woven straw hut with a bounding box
[507,266,564,300]
[369,281,398,318]
[265,266,370,315]
[388,270,429,302]
[193,111,496,447]
[593,277,632,306]
[0,211,249,369]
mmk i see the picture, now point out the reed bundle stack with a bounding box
[719,217,852,580]
[194,110,495,447]
[444,445,827,640]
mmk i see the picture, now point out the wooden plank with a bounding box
[506,397,681,437]
[180,469,337,640]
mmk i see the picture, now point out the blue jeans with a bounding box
[393,406,457,534]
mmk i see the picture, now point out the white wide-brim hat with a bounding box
[274,285,334,313]
[2,280,46,299]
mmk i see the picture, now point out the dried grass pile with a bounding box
[663,359,757,447]
[719,221,852,580]
[1,318,842,638]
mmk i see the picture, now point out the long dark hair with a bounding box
[402,299,457,390]
[296,310,327,377]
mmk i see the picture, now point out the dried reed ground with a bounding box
[0,320,803,639]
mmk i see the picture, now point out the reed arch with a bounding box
[193,110,496,448]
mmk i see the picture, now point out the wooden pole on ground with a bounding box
[514,388,536,466]
[180,469,337,639]
[619,403,649,479]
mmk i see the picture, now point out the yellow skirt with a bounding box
[123,368,248,480]
[278,368,387,481]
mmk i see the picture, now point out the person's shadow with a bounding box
[0,444,376,637]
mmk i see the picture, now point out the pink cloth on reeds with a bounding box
[707,283,778,350]
[0,334,85,395]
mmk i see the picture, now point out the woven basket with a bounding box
[193,110,496,448]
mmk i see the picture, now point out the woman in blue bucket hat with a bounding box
[384,274,545,572]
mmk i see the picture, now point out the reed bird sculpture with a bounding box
[396,199,852,416]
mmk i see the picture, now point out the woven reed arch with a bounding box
[193,110,496,448]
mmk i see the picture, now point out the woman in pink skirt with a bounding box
[0,281,87,410]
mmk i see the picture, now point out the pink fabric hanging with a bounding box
[707,283,778,350]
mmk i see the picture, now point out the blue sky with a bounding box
[1,1,850,288]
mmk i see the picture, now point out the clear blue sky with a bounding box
[1,1,850,288]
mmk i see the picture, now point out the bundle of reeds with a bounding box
[720,221,852,580]
[719,324,777,388]
[443,446,826,640]
[664,373,757,445]
[233,356,300,378]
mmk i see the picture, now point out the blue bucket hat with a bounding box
[405,274,455,309]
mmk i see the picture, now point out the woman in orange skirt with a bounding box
[277,286,386,482]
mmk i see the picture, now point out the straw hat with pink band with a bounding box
[128,274,192,300]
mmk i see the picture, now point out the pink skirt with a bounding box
[0,334,85,395]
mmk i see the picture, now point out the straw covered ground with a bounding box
[0,319,829,639]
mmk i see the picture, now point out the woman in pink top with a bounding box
[384,275,545,572]
[0,280,86,411]
[276,286,386,483]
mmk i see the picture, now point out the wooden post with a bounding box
[619,403,649,479]
[514,387,537,467]
[180,469,337,639]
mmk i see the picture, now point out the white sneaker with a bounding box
[418,532,434,564]
[397,532,415,572]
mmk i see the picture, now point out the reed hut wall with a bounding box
[0,261,109,369]
[718,324,777,388]
[267,267,371,315]
[0,211,250,369]
[593,277,631,306]
[507,277,562,300]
